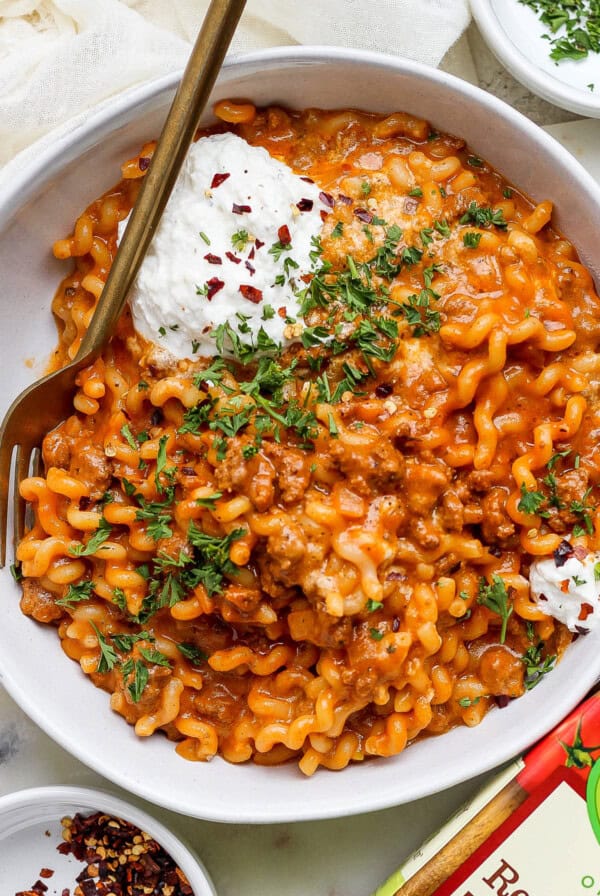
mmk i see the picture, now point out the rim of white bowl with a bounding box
[470,0,600,118]
[0,785,216,895]
[1,45,600,822]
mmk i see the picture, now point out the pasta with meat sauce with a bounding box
[16,102,600,775]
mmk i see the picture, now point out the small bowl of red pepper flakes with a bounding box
[0,786,215,896]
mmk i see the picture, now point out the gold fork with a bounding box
[0,0,246,568]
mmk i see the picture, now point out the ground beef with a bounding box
[20,579,62,623]
[42,429,71,469]
[262,443,311,504]
[329,436,405,495]
[480,487,516,543]
[478,646,525,698]
[69,444,112,497]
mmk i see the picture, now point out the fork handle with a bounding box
[75,0,246,362]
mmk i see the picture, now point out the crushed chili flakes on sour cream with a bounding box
[120,132,328,359]
[529,540,600,634]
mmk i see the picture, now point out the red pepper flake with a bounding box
[232,203,251,214]
[39,871,54,880]
[239,284,263,304]
[138,156,151,171]
[319,190,334,208]
[354,207,373,223]
[277,306,287,318]
[301,176,315,183]
[245,260,255,276]
[225,251,241,264]
[277,224,292,245]
[211,172,230,188]
[53,812,193,896]
[579,602,595,621]
[560,579,570,594]
[296,198,314,212]
[248,246,256,260]
[206,277,225,300]
[320,209,329,222]
[255,238,265,249]
[337,194,352,205]
[204,253,222,265]
[554,539,575,567]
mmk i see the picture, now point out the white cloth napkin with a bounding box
[0,0,470,191]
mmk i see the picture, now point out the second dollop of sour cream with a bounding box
[529,543,600,633]
[121,132,327,359]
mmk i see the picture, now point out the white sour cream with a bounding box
[120,132,327,359]
[529,545,600,632]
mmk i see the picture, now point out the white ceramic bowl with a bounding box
[1,47,600,823]
[0,785,215,894]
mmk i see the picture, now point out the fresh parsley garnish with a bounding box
[399,288,441,336]
[477,574,513,643]
[177,642,209,664]
[90,622,119,673]
[69,518,112,557]
[56,579,95,607]
[522,641,556,690]
[463,231,482,248]
[459,202,507,229]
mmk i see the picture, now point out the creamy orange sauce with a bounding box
[16,104,600,774]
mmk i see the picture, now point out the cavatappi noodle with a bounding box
[16,103,600,775]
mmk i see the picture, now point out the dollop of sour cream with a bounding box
[529,542,600,633]
[121,132,327,359]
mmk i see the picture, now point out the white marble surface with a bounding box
[1,22,598,896]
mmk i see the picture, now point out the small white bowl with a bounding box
[0,786,216,896]
[472,0,600,118]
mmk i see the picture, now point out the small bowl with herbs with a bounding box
[0,786,215,896]
[471,0,600,117]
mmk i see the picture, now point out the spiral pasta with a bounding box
[16,103,598,775]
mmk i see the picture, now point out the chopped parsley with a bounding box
[56,579,95,607]
[463,231,482,249]
[69,518,112,557]
[177,642,209,664]
[458,696,482,708]
[399,288,441,337]
[459,202,507,229]
[186,525,246,596]
[517,483,549,517]
[90,622,119,673]
[518,0,600,63]
[231,229,249,251]
[571,486,595,536]
[522,641,556,690]
[477,574,513,644]
[122,659,149,703]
